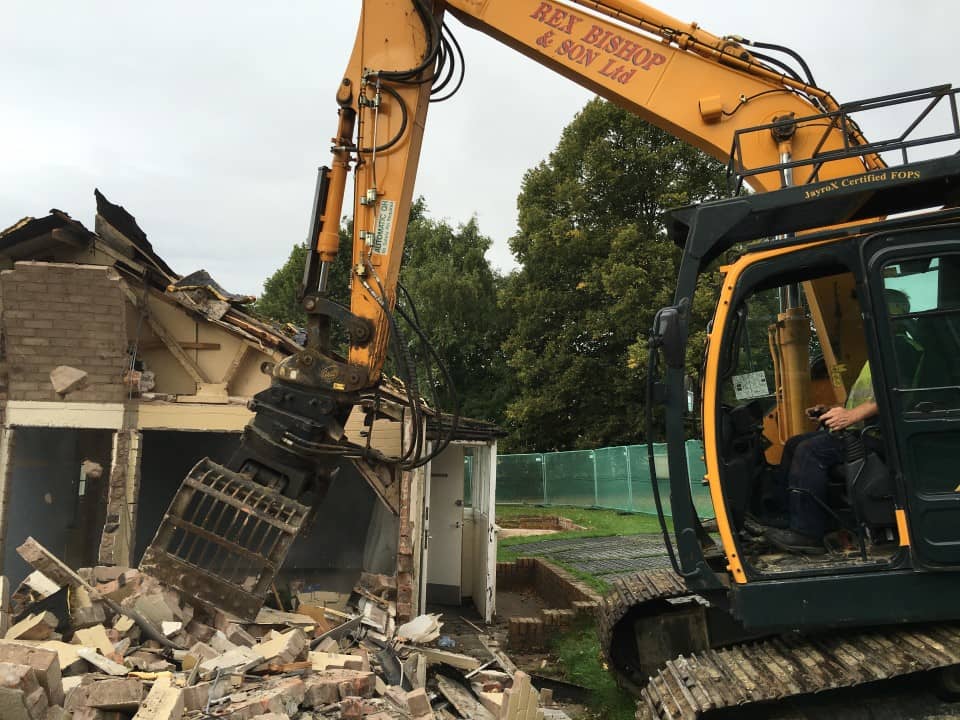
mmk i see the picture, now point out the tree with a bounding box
[254,242,310,327]
[399,202,512,424]
[255,200,511,425]
[254,225,352,335]
[501,98,725,452]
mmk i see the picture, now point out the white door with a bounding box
[426,446,464,605]
[472,442,497,622]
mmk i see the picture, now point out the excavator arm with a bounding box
[290,0,880,465]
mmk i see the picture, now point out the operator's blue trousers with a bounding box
[779,431,845,539]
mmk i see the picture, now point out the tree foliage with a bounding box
[399,202,512,424]
[255,199,510,425]
[500,98,725,451]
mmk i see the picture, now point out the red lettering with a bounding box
[644,52,667,71]
[544,8,582,35]
[615,40,638,61]
[557,40,600,66]
[605,35,622,54]
[582,24,604,45]
[632,47,651,66]
[530,2,552,22]
[599,60,635,83]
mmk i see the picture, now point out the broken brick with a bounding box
[0,642,64,706]
[85,677,145,711]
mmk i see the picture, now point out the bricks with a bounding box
[302,670,375,707]
[0,642,63,706]
[508,617,545,651]
[85,677,145,711]
[132,674,182,720]
[405,688,433,719]
[214,677,304,720]
[0,262,127,404]
[0,661,46,720]
[253,629,307,666]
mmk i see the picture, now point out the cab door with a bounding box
[864,226,960,567]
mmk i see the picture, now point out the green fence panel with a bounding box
[495,453,544,504]
[685,440,713,518]
[595,446,630,511]
[496,440,715,518]
[543,450,596,506]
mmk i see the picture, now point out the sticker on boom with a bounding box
[373,199,396,255]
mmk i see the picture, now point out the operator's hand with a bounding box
[805,404,828,421]
[820,406,856,431]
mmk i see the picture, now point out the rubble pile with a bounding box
[0,538,558,719]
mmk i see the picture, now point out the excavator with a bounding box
[138,0,960,717]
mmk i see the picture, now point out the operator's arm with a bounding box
[820,402,879,432]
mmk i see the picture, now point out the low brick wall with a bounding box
[498,558,602,651]
[497,515,581,531]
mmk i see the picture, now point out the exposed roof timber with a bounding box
[122,283,209,385]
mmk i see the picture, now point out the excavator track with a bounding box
[598,570,960,719]
[637,623,960,719]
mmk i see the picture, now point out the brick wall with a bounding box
[1,262,128,403]
[498,557,603,651]
[396,468,415,622]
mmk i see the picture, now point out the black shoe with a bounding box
[765,528,826,555]
[746,511,789,531]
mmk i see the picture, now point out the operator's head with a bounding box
[885,288,911,316]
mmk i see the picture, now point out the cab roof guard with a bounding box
[728,85,960,195]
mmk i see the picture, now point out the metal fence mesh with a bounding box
[496,440,713,518]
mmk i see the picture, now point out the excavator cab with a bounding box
[651,90,960,610]
[597,91,960,716]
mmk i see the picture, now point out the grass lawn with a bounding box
[546,619,639,720]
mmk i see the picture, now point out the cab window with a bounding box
[882,254,960,410]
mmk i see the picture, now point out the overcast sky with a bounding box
[1,2,955,296]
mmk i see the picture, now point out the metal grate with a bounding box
[728,85,960,195]
[139,457,310,620]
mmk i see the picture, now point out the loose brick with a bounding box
[0,643,63,706]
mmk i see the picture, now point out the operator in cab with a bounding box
[765,289,916,554]
[764,362,878,554]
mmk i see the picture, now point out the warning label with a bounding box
[373,199,396,255]
[732,370,769,400]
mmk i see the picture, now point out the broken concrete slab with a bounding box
[198,646,262,677]
[49,365,88,395]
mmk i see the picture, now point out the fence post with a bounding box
[591,451,598,507]
[624,446,633,512]
[539,455,547,505]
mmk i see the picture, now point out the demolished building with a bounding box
[0,191,500,626]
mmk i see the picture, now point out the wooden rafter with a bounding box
[122,285,208,385]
